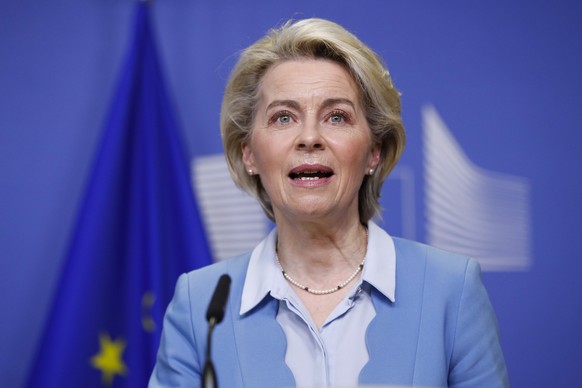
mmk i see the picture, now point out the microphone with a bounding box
[206,274,231,324]
[202,274,231,388]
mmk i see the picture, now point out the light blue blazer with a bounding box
[150,237,509,387]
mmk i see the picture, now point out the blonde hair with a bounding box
[220,18,406,223]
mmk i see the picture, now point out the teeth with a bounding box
[290,169,332,181]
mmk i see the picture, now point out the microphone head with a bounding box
[206,274,231,324]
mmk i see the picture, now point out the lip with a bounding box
[288,163,334,187]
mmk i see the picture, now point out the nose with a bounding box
[295,120,324,151]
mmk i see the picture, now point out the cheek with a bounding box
[251,133,289,164]
[249,148,280,180]
[336,139,374,164]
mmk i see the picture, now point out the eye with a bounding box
[277,114,292,124]
[268,110,295,126]
[330,114,344,123]
[327,110,351,124]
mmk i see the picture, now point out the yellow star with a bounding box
[90,332,128,385]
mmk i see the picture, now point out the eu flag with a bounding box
[26,3,212,387]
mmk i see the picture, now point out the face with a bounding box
[242,59,380,224]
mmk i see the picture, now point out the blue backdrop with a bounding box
[1,1,581,387]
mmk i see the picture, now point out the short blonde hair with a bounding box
[220,18,406,223]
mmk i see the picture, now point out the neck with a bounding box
[275,219,369,289]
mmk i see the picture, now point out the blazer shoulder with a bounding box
[392,237,475,278]
[391,237,483,305]
[181,252,251,299]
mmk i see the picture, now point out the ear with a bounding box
[241,142,258,173]
[367,143,381,171]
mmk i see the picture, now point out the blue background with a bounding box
[1,0,581,386]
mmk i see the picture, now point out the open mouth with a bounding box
[289,169,334,181]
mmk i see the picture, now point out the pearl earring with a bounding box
[248,169,254,175]
[368,169,375,175]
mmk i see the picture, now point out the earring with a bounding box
[368,169,375,175]
[248,169,254,175]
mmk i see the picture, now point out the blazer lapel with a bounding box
[226,257,295,388]
[359,245,426,386]
[232,297,295,387]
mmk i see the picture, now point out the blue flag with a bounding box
[26,3,212,387]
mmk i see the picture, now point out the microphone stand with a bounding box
[202,316,218,388]
[202,274,231,388]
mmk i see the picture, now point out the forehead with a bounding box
[258,59,361,105]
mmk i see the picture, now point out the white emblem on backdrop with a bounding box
[422,105,532,271]
[192,154,268,261]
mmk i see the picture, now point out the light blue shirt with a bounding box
[240,221,396,387]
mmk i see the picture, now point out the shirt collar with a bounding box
[239,220,396,315]
[240,228,281,315]
[362,221,396,302]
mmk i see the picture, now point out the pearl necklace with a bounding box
[275,229,368,295]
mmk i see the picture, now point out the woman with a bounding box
[150,18,509,388]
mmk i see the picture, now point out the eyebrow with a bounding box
[265,100,301,112]
[265,98,356,112]
[320,98,356,111]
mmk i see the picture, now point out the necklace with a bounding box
[275,228,368,295]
